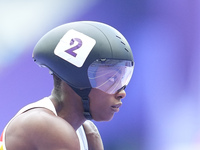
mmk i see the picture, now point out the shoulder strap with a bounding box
[77,126,88,150]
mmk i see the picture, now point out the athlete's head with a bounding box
[32,21,134,119]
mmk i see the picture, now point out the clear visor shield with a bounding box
[88,59,134,94]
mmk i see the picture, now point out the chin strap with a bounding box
[70,86,93,120]
[82,95,93,120]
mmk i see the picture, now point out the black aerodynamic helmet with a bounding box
[33,21,134,119]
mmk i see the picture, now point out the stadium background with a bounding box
[0,1,200,149]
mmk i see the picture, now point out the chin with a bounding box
[93,114,114,122]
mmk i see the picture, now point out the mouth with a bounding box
[111,103,122,112]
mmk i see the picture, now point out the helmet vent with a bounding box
[116,35,129,52]
[121,41,125,45]
[124,48,129,52]
[116,35,121,39]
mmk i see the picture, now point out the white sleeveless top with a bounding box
[0,97,88,150]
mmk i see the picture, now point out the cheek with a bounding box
[90,98,115,121]
[89,89,116,121]
[90,97,105,114]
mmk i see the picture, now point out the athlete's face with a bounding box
[89,88,126,121]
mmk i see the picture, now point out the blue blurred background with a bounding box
[0,0,200,149]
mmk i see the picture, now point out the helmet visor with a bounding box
[88,59,134,94]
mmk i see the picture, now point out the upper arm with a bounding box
[83,120,104,150]
[6,108,80,150]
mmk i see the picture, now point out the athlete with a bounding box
[0,21,134,150]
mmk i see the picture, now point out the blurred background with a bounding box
[0,0,200,149]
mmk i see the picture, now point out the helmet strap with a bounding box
[70,86,93,120]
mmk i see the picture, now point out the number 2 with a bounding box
[65,38,82,57]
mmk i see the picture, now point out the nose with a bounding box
[115,89,126,100]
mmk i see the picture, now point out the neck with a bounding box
[57,99,86,130]
[49,89,86,130]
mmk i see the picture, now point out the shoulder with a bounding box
[83,120,99,134]
[83,120,104,150]
[6,108,79,150]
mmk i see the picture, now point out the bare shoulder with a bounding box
[83,120,99,134]
[6,108,79,150]
[83,120,104,150]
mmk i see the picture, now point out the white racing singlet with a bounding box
[0,97,88,150]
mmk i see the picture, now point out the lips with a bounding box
[111,103,122,112]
